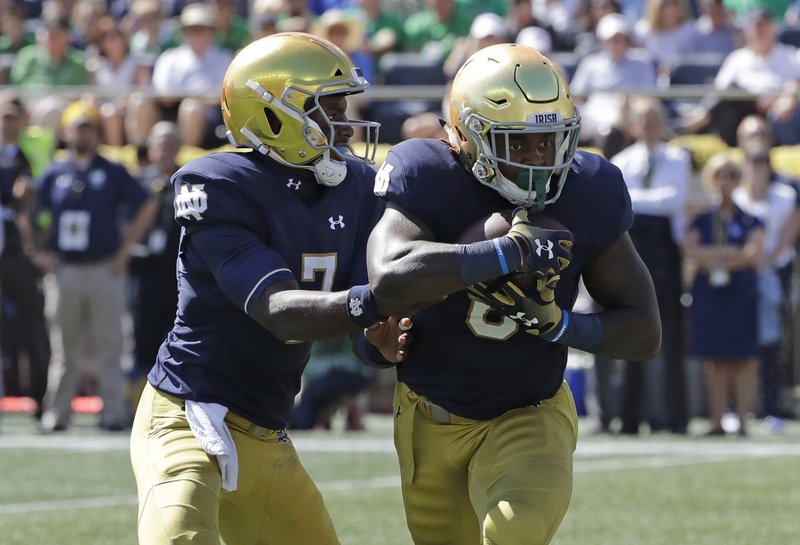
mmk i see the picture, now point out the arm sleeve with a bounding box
[186,222,295,315]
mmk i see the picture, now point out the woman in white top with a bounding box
[635,0,696,80]
[86,17,151,146]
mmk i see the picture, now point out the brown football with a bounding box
[456,210,568,289]
[456,210,567,243]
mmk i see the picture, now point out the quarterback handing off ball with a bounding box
[457,210,571,289]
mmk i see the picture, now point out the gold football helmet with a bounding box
[447,44,581,210]
[221,32,380,186]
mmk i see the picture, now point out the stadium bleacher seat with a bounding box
[364,99,441,145]
[668,53,725,86]
[778,25,800,48]
[378,52,447,86]
[368,53,446,144]
[664,53,726,130]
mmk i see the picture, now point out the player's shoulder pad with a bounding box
[373,138,462,204]
[568,149,633,228]
[171,152,253,227]
[572,149,626,189]
[342,156,379,191]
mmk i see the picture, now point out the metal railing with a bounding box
[0,84,784,102]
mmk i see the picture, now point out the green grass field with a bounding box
[1,412,798,545]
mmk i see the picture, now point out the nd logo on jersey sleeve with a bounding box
[176,184,209,221]
[373,161,394,197]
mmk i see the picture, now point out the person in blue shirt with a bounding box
[366,43,661,545]
[129,32,406,545]
[36,100,157,433]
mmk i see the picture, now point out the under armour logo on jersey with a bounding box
[276,429,289,444]
[348,296,364,317]
[286,179,301,190]
[535,239,554,259]
[329,215,345,230]
[175,184,208,221]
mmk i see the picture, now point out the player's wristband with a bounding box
[353,329,396,369]
[456,237,522,286]
[346,284,387,328]
[541,310,603,352]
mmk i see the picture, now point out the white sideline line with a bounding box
[320,475,400,492]
[3,435,800,458]
[0,495,137,514]
[3,445,800,515]
[0,478,404,515]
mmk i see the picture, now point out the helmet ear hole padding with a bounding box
[264,108,282,136]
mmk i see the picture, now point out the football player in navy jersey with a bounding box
[366,44,662,545]
[129,33,405,545]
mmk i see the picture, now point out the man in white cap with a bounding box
[516,25,553,55]
[570,13,657,148]
[444,12,510,78]
[129,3,234,148]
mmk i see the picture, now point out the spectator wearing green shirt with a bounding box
[126,0,175,66]
[724,0,792,19]
[9,16,88,87]
[402,0,474,61]
[0,4,36,84]
[8,15,88,141]
[357,0,405,61]
[210,0,250,53]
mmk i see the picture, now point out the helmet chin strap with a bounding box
[513,169,550,212]
[305,117,347,187]
[311,153,347,186]
[237,127,346,186]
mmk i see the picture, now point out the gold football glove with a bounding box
[467,278,563,338]
[504,208,574,278]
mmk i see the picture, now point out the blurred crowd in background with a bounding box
[1,0,800,435]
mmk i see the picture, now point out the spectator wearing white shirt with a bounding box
[733,115,800,432]
[129,3,233,148]
[86,17,151,146]
[682,8,800,145]
[570,13,657,149]
[444,13,511,80]
[610,97,691,435]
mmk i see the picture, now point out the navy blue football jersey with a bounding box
[148,151,383,429]
[376,138,633,419]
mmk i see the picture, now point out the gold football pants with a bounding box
[393,381,578,545]
[130,383,339,545]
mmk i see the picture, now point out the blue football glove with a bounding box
[504,208,574,279]
[467,277,563,338]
